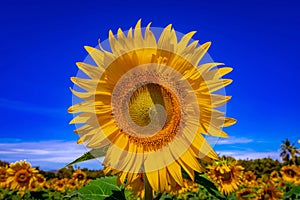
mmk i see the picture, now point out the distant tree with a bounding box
[238,158,282,177]
[0,160,9,167]
[280,139,300,165]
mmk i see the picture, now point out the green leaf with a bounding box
[65,146,109,167]
[195,173,226,200]
[69,176,126,200]
[284,185,300,198]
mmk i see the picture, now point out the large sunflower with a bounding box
[6,160,38,193]
[69,20,235,195]
[207,160,244,195]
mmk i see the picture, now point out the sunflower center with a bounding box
[221,171,233,183]
[16,170,30,183]
[285,169,296,178]
[77,174,84,180]
[0,174,6,182]
[123,83,182,150]
[37,177,44,183]
[128,83,172,129]
[242,191,251,196]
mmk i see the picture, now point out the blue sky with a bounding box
[0,0,300,170]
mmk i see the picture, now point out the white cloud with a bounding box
[216,136,253,145]
[0,140,103,170]
[217,150,281,160]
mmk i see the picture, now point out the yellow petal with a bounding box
[84,46,104,67]
[167,162,183,186]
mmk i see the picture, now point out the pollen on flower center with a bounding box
[126,83,181,150]
[128,83,173,128]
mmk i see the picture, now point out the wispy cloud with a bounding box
[0,98,64,116]
[217,136,253,145]
[0,140,103,170]
[217,150,281,160]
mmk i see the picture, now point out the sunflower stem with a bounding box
[144,172,153,200]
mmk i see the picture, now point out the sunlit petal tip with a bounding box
[117,28,124,36]
[135,19,142,29]
[67,106,73,113]
[77,138,84,144]
[165,24,172,30]
[146,22,152,29]
[109,30,115,39]
[224,118,237,127]
[83,45,93,52]
[203,41,212,48]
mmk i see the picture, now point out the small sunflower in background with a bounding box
[236,188,258,200]
[280,165,299,183]
[72,169,87,184]
[35,174,46,188]
[6,160,38,195]
[29,181,38,192]
[207,160,244,195]
[53,179,66,192]
[269,171,280,183]
[126,173,145,198]
[69,19,235,197]
[67,178,79,190]
[168,178,199,196]
[0,166,8,189]
[243,171,257,186]
[258,184,283,200]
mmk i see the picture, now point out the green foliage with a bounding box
[194,173,226,200]
[238,158,283,177]
[67,176,126,200]
[283,183,300,199]
[0,188,67,200]
[65,146,109,167]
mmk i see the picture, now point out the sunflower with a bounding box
[69,20,236,195]
[126,173,145,198]
[269,171,280,183]
[258,184,283,200]
[53,179,66,192]
[207,160,244,195]
[0,166,8,189]
[280,165,299,183]
[243,171,257,186]
[6,160,38,193]
[168,178,199,195]
[236,188,258,200]
[35,174,46,188]
[29,180,38,191]
[67,178,79,190]
[72,169,87,183]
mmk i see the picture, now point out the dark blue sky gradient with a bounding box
[0,0,299,152]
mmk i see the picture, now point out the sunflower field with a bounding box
[1,143,300,200]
